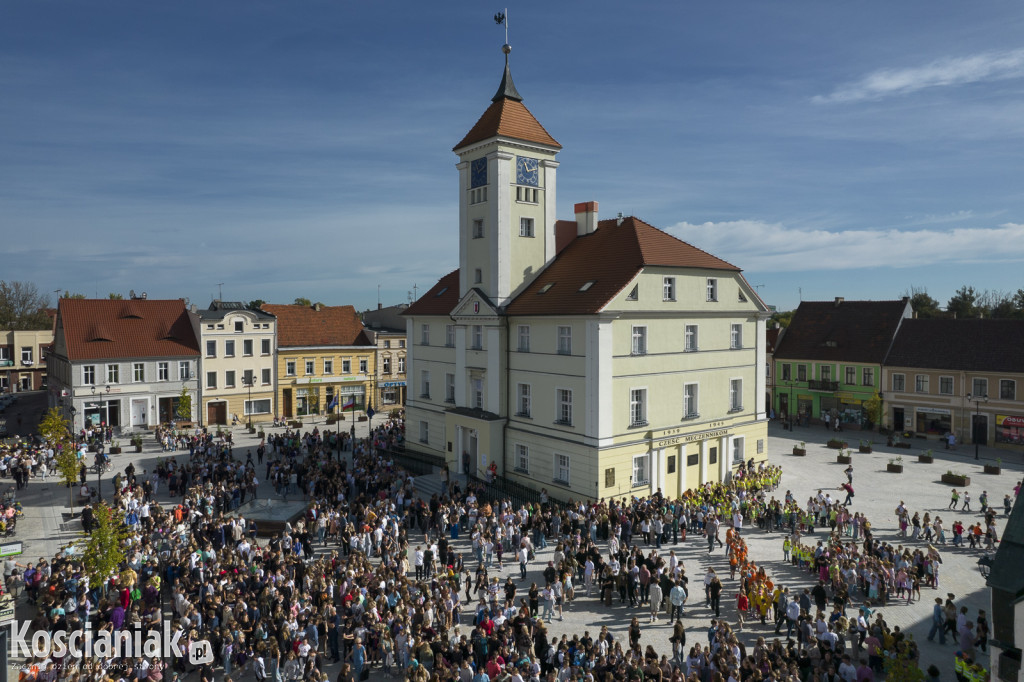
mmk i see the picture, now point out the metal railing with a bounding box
[385,447,445,477]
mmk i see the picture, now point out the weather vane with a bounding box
[494,8,508,49]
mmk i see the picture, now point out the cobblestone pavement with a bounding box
[7,416,1018,679]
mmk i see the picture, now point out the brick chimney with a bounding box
[574,201,599,236]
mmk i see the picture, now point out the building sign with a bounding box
[657,428,729,448]
[997,414,1024,427]
[380,381,407,388]
[295,376,367,385]
[0,593,13,623]
[0,541,23,557]
[916,407,951,415]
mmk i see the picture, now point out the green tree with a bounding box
[80,501,132,589]
[107,292,124,300]
[61,291,86,299]
[246,299,266,311]
[946,285,978,319]
[863,392,883,429]
[882,650,925,682]
[38,407,79,509]
[294,297,312,307]
[770,310,794,328]
[0,280,51,330]
[904,286,942,318]
[176,386,192,422]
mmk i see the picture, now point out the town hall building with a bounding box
[403,49,771,501]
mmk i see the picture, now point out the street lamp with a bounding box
[242,371,256,430]
[787,381,796,430]
[90,385,111,438]
[966,392,988,460]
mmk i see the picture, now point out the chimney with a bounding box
[834,297,844,307]
[377,303,382,310]
[314,303,321,312]
[616,212,624,226]
[574,201,599,236]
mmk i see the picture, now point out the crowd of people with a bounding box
[1,419,1018,682]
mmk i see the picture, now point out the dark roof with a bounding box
[196,300,276,321]
[986,491,1024,597]
[362,304,410,334]
[766,327,782,354]
[403,270,460,317]
[260,304,371,348]
[454,96,560,151]
[58,299,200,361]
[491,55,522,103]
[773,299,909,364]
[505,216,739,316]
[885,318,1024,373]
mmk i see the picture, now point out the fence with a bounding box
[385,448,445,477]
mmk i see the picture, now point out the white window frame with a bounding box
[683,383,699,419]
[730,323,742,350]
[359,358,368,374]
[382,356,391,374]
[243,339,253,357]
[445,324,455,347]
[244,399,272,415]
[972,377,988,397]
[820,365,832,382]
[107,364,119,384]
[234,320,244,333]
[632,454,650,487]
[472,325,483,350]
[684,324,698,352]
[133,362,144,383]
[1000,379,1016,401]
[286,360,296,376]
[892,373,905,392]
[517,383,531,417]
[518,325,530,352]
[472,379,484,409]
[663,277,675,301]
[421,370,431,399]
[845,366,856,385]
[225,370,236,388]
[729,378,743,412]
[631,326,647,356]
[629,387,647,427]
[83,365,96,385]
[557,326,572,355]
[158,362,169,382]
[706,278,718,302]
[323,359,333,375]
[939,376,954,395]
[445,373,455,403]
[206,371,217,389]
[261,338,271,356]
[862,367,874,387]
[224,340,235,358]
[520,217,534,237]
[419,421,429,444]
[342,359,351,374]
[732,436,745,465]
[20,347,32,363]
[915,374,929,393]
[420,324,430,346]
[515,444,529,473]
[554,453,570,485]
[206,340,216,358]
[474,268,483,284]
[556,388,573,426]
[261,368,271,385]
[304,360,314,375]
[398,357,405,373]
[178,361,191,380]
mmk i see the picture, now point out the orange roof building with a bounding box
[403,49,771,500]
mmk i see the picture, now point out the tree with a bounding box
[38,407,79,510]
[0,280,51,330]
[107,292,124,300]
[176,385,192,422]
[246,299,266,311]
[946,285,978,319]
[80,501,132,589]
[294,297,312,307]
[769,310,794,328]
[863,392,883,430]
[904,286,942,318]
[61,291,86,299]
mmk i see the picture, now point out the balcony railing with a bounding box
[808,380,839,391]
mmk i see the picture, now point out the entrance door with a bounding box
[207,402,227,425]
[131,399,148,428]
[283,389,293,418]
[779,394,789,419]
[973,414,988,446]
[893,408,905,433]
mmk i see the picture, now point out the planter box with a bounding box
[109,447,122,455]
[918,455,934,464]
[134,445,143,453]
[859,446,872,454]
[837,455,852,464]
[792,448,807,456]
[358,416,368,422]
[886,464,904,473]
[984,465,1001,475]
[257,432,265,439]
[888,441,912,449]
[827,441,848,450]
[941,473,970,486]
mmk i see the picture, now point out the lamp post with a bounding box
[243,372,256,430]
[90,384,111,437]
[966,392,988,460]
[91,385,110,500]
[788,381,796,430]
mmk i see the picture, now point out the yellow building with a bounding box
[403,51,770,500]
[261,303,375,420]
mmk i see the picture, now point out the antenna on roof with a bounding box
[217,283,224,301]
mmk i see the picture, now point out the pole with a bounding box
[247,376,253,430]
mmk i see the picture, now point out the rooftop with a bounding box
[58,298,200,362]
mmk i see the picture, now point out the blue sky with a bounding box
[2,1,1023,313]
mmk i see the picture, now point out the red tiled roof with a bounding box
[59,299,200,361]
[403,270,460,317]
[774,299,910,364]
[506,216,739,316]
[454,98,561,151]
[260,304,371,348]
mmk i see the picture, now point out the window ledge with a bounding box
[557,350,572,356]
[684,348,698,353]
[632,480,650,488]
[553,419,573,427]
[444,398,455,404]
[729,406,744,413]
[513,467,529,475]
[552,479,571,488]
[630,351,647,357]
[420,394,431,400]
[629,420,649,429]
[682,413,700,421]
[514,412,532,419]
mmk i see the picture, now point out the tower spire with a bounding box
[491,43,522,102]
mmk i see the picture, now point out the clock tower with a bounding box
[453,46,562,307]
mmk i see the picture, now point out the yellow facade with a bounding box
[276,347,375,420]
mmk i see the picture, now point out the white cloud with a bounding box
[666,220,1024,272]
[814,48,1024,104]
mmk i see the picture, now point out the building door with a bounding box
[892,408,905,433]
[779,393,789,419]
[972,414,988,446]
[131,399,148,428]
[282,389,293,418]
[20,375,30,391]
[207,402,227,425]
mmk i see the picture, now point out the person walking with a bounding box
[962,491,972,512]
[927,597,947,645]
[949,489,960,510]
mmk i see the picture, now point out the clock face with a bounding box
[516,156,539,187]
[470,158,488,189]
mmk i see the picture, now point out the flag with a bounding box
[342,396,356,410]
[327,395,338,411]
